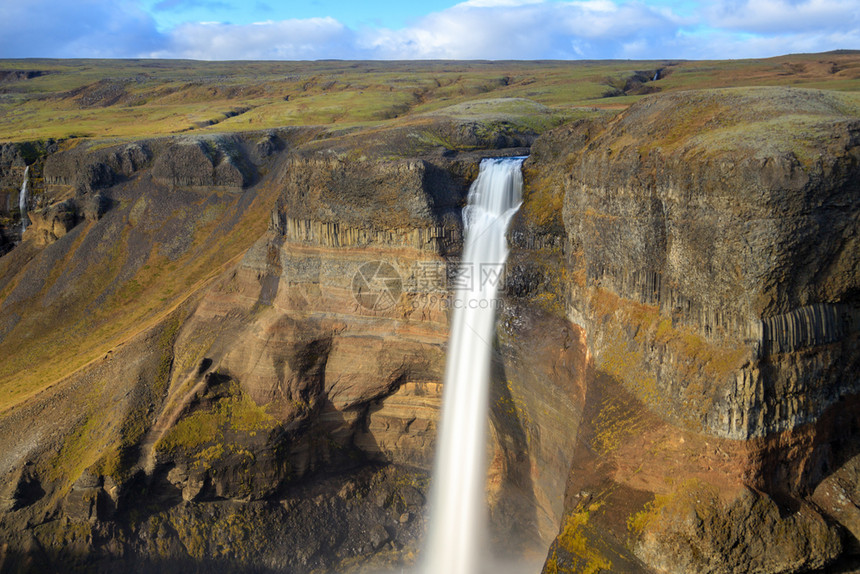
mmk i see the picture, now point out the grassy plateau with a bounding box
[0,53,859,143]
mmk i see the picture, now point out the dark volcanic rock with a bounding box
[0,70,51,83]
[44,142,151,193]
[69,79,131,108]
[530,87,860,574]
[152,137,249,188]
[252,132,285,161]
[0,142,26,170]
[82,193,109,221]
[0,86,858,574]
[0,227,12,257]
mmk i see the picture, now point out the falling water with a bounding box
[19,165,30,233]
[422,157,524,574]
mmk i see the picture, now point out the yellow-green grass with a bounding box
[0,181,280,412]
[2,54,859,143]
[155,382,277,456]
[630,87,860,160]
[1,53,858,411]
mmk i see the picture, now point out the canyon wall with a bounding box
[0,87,857,574]
[521,87,860,574]
[0,121,575,573]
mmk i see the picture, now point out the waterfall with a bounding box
[422,157,524,574]
[19,165,30,233]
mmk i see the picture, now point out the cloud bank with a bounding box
[1,0,858,60]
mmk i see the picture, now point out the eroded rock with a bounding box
[152,138,249,188]
[634,485,841,574]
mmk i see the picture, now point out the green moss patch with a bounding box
[155,382,277,457]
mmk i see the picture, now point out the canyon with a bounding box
[0,57,858,574]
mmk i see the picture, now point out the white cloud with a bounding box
[0,0,164,58]
[571,0,621,13]
[0,0,856,61]
[675,27,860,59]
[706,0,860,34]
[359,0,680,59]
[459,0,544,6]
[149,17,356,60]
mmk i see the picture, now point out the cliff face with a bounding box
[523,87,860,574]
[0,119,573,573]
[145,144,582,562]
[0,142,47,253]
[557,88,859,439]
[0,87,857,574]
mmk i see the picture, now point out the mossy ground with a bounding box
[579,282,749,425]
[544,505,613,574]
[155,380,278,458]
[0,178,279,412]
[1,53,859,143]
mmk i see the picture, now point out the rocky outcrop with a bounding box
[44,141,150,193]
[151,137,250,189]
[276,155,458,227]
[0,143,27,175]
[812,452,860,557]
[23,193,108,245]
[0,70,51,83]
[528,87,860,574]
[0,86,857,574]
[24,199,77,245]
[634,485,842,574]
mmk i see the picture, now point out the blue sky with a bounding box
[139,0,460,30]
[1,0,858,60]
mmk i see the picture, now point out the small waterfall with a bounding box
[422,157,524,574]
[19,165,30,233]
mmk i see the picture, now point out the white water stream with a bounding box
[421,157,524,574]
[19,165,30,233]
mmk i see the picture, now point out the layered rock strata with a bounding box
[0,125,576,572]
[524,87,860,573]
[0,87,857,574]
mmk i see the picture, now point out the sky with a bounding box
[0,0,858,60]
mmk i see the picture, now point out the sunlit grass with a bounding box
[1,53,859,409]
[0,181,279,412]
[1,54,857,143]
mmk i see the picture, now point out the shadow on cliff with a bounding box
[547,366,653,573]
[0,539,348,574]
[755,392,860,508]
[488,333,544,558]
[0,549,274,574]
